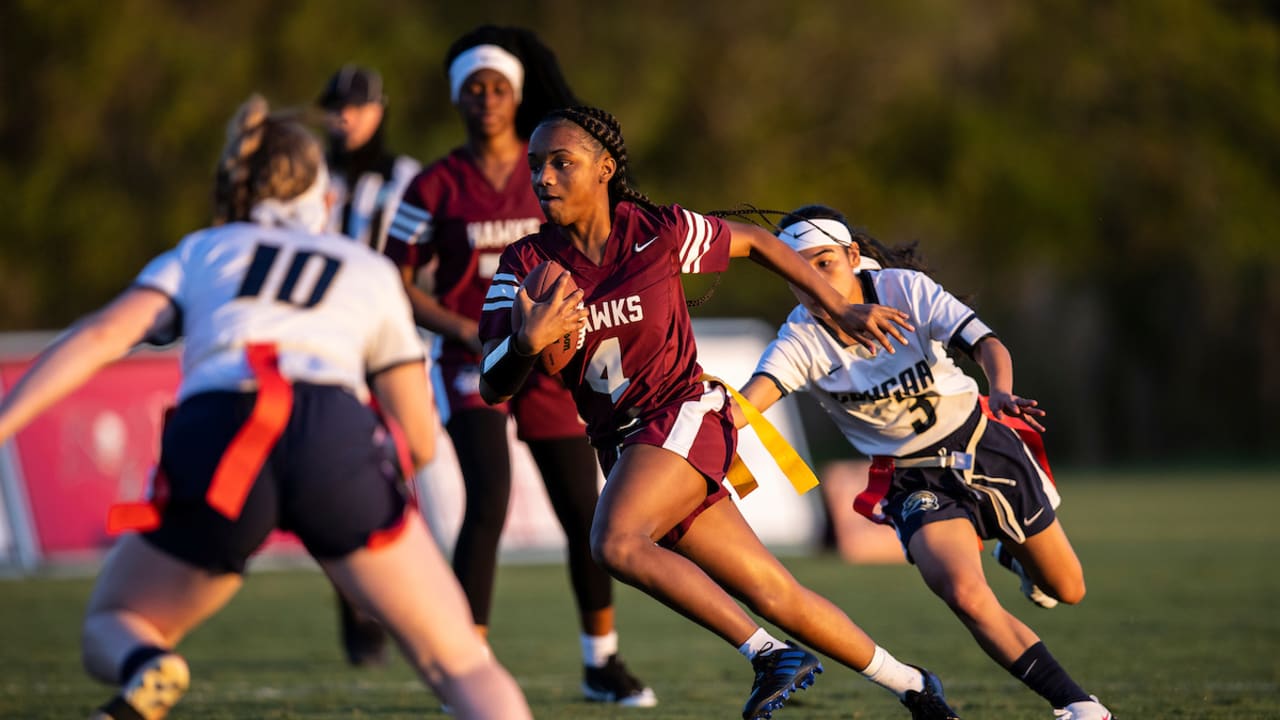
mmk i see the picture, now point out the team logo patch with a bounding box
[901,490,940,519]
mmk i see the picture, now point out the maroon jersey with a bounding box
[384,145,543,366]
[480,202,732,445]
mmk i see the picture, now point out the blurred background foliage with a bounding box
[1,0,1277,465]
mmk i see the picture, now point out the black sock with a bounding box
[1009,642,1090,708]
[118,645,169,685]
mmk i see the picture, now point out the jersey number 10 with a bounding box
[236,243,342,308]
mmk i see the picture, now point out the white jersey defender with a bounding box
[134,221,425,403]
[755,268,995,457]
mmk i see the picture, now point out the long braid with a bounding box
[542,106,660,214]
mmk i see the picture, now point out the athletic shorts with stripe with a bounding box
[884,404,1062,561]
[594,381,736,548]
[143,384,410,574]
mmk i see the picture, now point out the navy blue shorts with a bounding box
[885,405,1061,561]
[142,384,409,574]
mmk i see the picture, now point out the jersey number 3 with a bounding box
[236,243,342,308]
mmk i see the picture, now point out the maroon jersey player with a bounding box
[478,106,961,720]
[483,202,729,445]
[383,26,654,705]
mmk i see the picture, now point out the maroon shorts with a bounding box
[595,381,737,547]
[439,361,585,441]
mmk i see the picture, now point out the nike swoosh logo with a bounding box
[634,235,659,252]
[1023,507,1045,526]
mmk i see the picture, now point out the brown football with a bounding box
[514,259,580,375]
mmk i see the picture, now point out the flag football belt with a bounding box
[853,410,989,524]
[107,342,293,534]
[701,374,818,499]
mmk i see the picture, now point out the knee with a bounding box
[937,577,1001,622]
[737,567,803,620]
[1048,575,1086,606]
[589,528,643,580]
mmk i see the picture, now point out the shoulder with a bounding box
[777,305,824,343]
[499,230,552,270]
[407,150,465,192]
[391,155,422,182]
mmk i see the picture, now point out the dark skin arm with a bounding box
[399,266,482,354]
[726,221,913,355]
[478,273,586,405]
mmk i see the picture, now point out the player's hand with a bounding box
[988,391,1046,432]
[513,274,586,355]
[458,321,483,354]
[835,304,913,355]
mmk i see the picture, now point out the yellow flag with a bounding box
[704,375,820,498]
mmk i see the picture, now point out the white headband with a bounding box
[449,44,524,103]
[779,217,882,273]
[777,217,853,252]
[250,163,330,234]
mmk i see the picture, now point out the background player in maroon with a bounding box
[381,26,653,705]
[478,105,961,720]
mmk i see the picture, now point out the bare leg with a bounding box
[673,498,879,670]
[320,512,531,720]
[589,444,759,646]
[1008,519,1086,604]
[910,518,1041,665]
[82,534,242,683]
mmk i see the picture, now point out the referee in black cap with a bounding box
[318,65,421,253]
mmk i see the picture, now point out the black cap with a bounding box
[317,65,384,109]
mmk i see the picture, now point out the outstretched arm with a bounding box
[726,221,913,354]
[973,336,1045,431]
[0,287,174,443]
[732,375,784,430]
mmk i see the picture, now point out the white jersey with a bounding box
[328,154,422,252]
[755,268,995,457]
[134,221,425,402]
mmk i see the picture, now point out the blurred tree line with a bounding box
[1,0,1277,466]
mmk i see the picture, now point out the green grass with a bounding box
[2,470,1278,718]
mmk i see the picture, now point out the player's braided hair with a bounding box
[540,106,660,215]
[446,26,580,140]
[213,94,322,225]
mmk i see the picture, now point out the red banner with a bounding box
[0,350,301,562]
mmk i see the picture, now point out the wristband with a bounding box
[480,336,536,398]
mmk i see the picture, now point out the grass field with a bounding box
[2,470,1278,719]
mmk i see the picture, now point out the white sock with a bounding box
[581,631,618,668]
[860,645,925,699]
[737,627,785,661]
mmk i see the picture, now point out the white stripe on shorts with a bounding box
[661,383,721,459]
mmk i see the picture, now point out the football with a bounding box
[514,259,580,375]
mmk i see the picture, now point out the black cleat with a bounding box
[901,666,961,720]
[742,641,823,720]
[338,592,387,667]
[582,654,658,707]
[89,652,189,720]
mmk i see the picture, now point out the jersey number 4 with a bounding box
[586,337,630,403]
[236,243,342,308]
